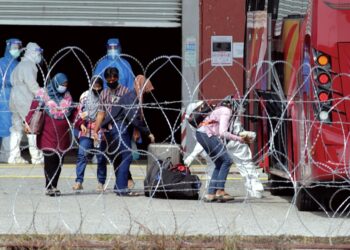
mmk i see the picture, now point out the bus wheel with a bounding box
[295,187,318,211]
[269,174,293,196]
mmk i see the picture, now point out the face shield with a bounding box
[107,43,121,59]
[9,41,22,58]
[33,47,44,64]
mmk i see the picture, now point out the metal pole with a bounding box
[267,12,272,90]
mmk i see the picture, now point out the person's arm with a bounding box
[184,142,204,166]
[124,98,154,142]
[93,90,107,138]
[129,116,155,143]
[73,93,83,128]
[69,105,79,123]
[0,62,5,88]
[23,64,40,95]
[94,111,105,134]
[218,108,244,142]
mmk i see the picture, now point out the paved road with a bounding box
[0,163,349,237]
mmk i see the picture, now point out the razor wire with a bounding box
[0,46,350,238]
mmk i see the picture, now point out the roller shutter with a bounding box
[0,0,182,27]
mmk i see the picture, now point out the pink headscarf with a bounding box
[134,75,154,100]
[132,75,154,141]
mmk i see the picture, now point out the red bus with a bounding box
[248,0,350,211]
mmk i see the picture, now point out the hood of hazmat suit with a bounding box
[93,38,134,90]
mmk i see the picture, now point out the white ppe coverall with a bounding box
[8,42,44,164]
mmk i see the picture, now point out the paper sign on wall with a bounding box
[184,37,196,67]
[233,42,244,58]
[211,36,233,66]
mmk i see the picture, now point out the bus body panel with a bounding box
[255,0,350,183]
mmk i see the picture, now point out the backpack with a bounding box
[144,157,201,200]
[187,101,215,128]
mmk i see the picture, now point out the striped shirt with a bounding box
[98,85,129,113]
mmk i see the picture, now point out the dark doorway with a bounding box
[0,25,182,144]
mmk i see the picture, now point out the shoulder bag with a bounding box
[28,102,45,135]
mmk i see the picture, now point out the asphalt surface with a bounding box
[1,162,350,237]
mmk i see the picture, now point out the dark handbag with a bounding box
[144,157,201,200]
[28,103,45,135]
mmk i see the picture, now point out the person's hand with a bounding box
[93,130,99,141]
[242,135,254,144]
[133,129,141,142]
[238,136,245,143]
[148,133,155,143]
[184,156,193,166]
[80,124,87,134]
[80,111,88,120]
[24,123,31,134]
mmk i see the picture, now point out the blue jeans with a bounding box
[106,121,132,195]
[196,131,233,194]
[75,136,107,184]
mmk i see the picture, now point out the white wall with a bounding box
[181,0,200,155]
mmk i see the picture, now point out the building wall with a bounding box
[200,0,246,100]
[181,0,200,153]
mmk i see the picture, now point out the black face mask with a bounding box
[107,80,119,89]
[92,89,102,96]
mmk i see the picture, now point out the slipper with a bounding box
[216,193,234,202]
[203,195,217,203]
[45,188,61,197]
[118,191,141,197]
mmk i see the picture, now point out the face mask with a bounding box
[9,49,21,58]
[57,85,67,93]
[92,88,102,96]
[107,49,119,59]
[107,80,119,89]
[33,54,42,64]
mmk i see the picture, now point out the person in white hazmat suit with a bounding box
[8,42,44,164]
[184,100,264,198]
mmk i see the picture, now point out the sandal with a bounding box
[127,179,135,189]
[216,193,234,202]
[203,194,217,203]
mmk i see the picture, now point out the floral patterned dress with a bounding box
[26,88,77,153]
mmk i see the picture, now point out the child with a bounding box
[73,76,107,191]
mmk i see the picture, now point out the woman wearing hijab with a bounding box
[25,73,77,196]
[72,75,107,191]
[196,96,247,202]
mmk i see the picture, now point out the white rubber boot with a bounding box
[27,134,44,164]
[226,138,264,198]
[8,131,28,164]
[0,136,11,163]
[236,162,264,198]
[245,175,264,198]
